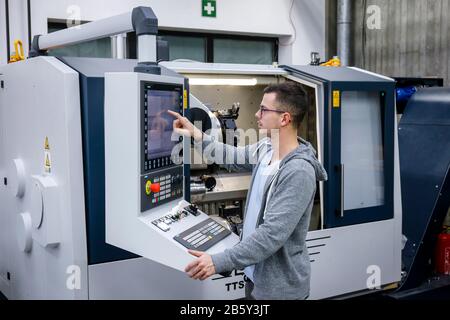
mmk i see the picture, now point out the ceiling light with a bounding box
[189,78,258,86]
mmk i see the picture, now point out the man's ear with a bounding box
[281,113,291,127]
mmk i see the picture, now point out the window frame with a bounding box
[128,30,278,64]
[47,21,279,64]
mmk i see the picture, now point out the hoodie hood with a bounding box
[279,137,328,182]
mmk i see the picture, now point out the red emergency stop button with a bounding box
[145,181,161,195]
[151,183,161,193]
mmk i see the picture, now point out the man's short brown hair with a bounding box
[263,81,308,127]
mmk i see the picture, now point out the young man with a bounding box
[168,82,327,300]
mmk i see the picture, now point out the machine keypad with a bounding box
[173,218,231,251]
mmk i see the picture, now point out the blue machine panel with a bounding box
[398,87,450,289]
[79,75,139,265]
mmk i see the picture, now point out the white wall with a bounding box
[282,0,327,66]
[2,0,326,65]
[0,0,7,65]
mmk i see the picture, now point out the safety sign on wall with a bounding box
[202,0,217,18]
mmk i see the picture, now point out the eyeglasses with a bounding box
[259,106,288,117]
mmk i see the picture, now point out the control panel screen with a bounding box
[146,90,180,159]
[141,82,183,172]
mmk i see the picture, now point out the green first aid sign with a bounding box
[202,0,216,18]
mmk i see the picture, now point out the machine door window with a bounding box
[326,89,394,228]
[341,91,385,210]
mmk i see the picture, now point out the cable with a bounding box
[5,0,10,62]
[279,0,297,47]
[27,0,32,52]
[361,0,367,68]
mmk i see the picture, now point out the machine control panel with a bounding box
[141,166,183,212]
[139,81,186,213]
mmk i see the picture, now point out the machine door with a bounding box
[326,84,395,228]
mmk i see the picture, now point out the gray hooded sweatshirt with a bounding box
[197,135,328,300]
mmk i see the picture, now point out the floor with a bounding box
[351,276,450,300]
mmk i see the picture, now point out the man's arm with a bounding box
[197,134,259,172]
[169,110,259,172]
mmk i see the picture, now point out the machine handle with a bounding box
[340,164,345,218]
[15,40,25,60]
[8,40,25,63]
[335,164,345,218]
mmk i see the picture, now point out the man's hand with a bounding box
[167,110,203,142]
[185,250,216,280]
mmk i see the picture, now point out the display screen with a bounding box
[146,90,181,160]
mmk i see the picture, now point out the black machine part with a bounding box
[219,202,244,236]
[200,175,216,191]
[213,103,240,147]
[132,6,158,36]
[188,102,240,147]
[397,87,450,291]
[190,175,216,192]
[310,52,322,66]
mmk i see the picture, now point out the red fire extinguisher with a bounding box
[435,227,450,275]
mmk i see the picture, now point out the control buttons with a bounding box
[152,207,191,231]
[187,204,200,216]
[141,167,183,213]
[156,221,170,232]
[145,156,175,171]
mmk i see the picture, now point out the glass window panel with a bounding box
[213,39,274,64]
[47,24,111,58]
[48,38,112,58]
[161,35,206,62]
[341,91,385,210]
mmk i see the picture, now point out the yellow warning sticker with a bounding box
[333,91,340,108]
[44,151,51,173]
[44,137,50,150]
[183,90,188,110]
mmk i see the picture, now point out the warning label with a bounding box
[333,91,340,108]
[44,137,51,173]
